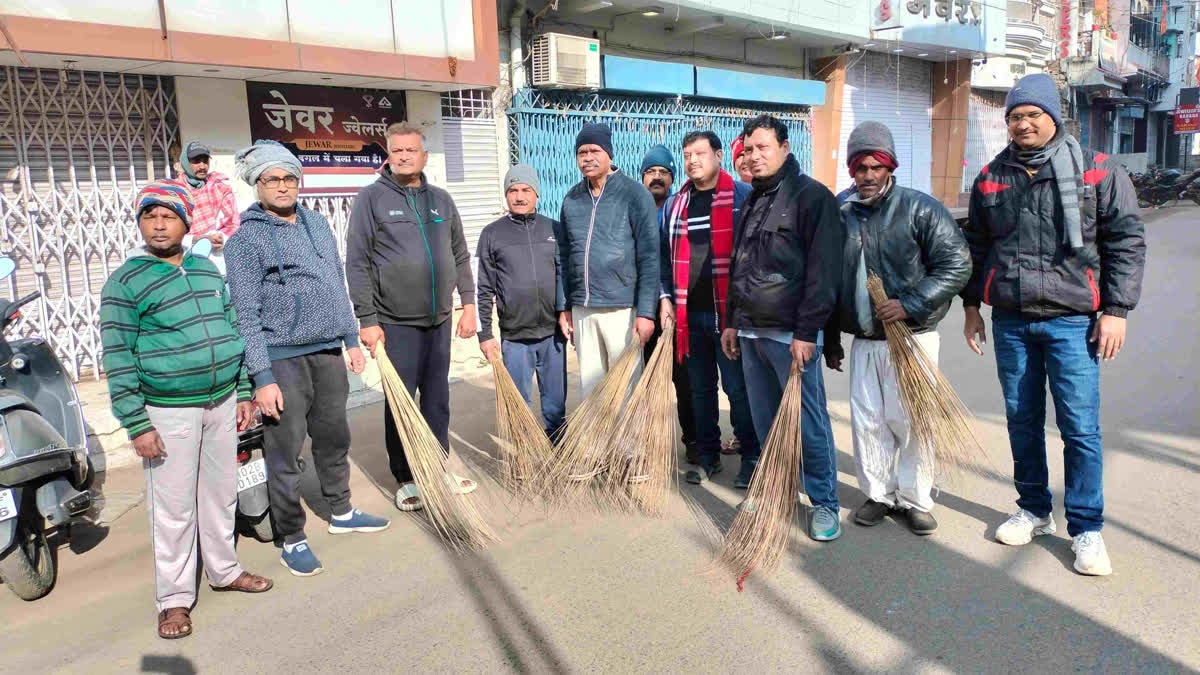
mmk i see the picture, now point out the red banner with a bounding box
[1176,104,1200,133]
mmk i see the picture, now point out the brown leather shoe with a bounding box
[212,571,274,593]
[158,607,192,639]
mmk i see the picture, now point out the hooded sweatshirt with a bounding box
[225,203,360,388]
[345,167,475,328]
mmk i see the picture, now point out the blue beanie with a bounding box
[1005,73,1062,128]
[575,122,614,161]
[640,144,676,178]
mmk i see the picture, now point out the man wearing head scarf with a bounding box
[824,121,970,536]
[961,73,1145,576]
[170,140,239,250]
[101,181,273,640]
[225,140,390,578]
[475,164,567,437]
[557,122,660,396]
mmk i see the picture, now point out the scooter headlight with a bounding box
[10,354,27,370]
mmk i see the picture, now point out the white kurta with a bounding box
[849,331,940,512]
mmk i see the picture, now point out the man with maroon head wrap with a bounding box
[825,121,970,536]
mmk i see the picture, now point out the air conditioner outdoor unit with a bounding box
[530,33,601,89]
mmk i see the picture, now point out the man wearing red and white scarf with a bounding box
[660,131,759,487]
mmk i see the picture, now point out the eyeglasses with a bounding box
[642,168,672,178]
[1006,111,1045,126]
[258,175,300,189]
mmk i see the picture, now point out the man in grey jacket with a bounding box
[345,122,477,511]
[557,122,659,396]
[226,140,390,578]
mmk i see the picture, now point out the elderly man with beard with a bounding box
[659,130,760,487]
[961,73,1145,576]
[824,121,970,535]
[226,140,390,578]
[556,123,659,396]
[721,114,845,542]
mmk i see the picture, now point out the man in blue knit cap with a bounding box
[961,73,1145,576]
[556,123,659,396]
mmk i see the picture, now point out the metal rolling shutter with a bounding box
[963,89,1009,191]
[838,52,932,195]
[441,90,502,305]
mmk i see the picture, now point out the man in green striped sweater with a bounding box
[102,181,273,641]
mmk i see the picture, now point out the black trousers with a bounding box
[261,349,352,545]
[645,323,696,445]
[381,321,452,484]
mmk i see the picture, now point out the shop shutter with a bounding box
[963,89,1009,191]
[442,90,503,305]
[838,52,933,196]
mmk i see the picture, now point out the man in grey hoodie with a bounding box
[225,140,390,578]
[557,122,660,396]
[345,122,478,511]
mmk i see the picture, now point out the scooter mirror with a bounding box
[0,257,14,281]
[190,237,213,259]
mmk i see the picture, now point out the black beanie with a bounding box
[575,123,614,161]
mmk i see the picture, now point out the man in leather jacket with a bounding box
[825,122,970,536]
[720,115,845,542]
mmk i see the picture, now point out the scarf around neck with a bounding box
[666,170,736,362]
[1012,130,1085,254]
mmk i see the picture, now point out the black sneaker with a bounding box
[685,460,722,484]
[906,508,937,535]
[853,500,891,526]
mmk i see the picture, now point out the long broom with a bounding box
[714,362,806,590]
[599,316,677,515]
[375,347,499,552]
[539,338,643,507]
[865,273,987,475]
[487,352,554,498]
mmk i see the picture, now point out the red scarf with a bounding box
[666,170,736,363]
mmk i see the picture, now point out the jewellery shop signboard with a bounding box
[246,82,406,172]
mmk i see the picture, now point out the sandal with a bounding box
[158,607,192,640]
[212,571,274,593]
[445,473,477,495]
[396,483,423,511]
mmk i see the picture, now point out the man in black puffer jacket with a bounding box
[720,114,845,543]
[961,74,1146,577]
[825,122,970,536]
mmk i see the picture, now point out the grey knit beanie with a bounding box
[503,163,540,196]
[234,139,303,186]
[846,121,897,166]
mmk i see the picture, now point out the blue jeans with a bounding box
[992,310,1103,536]
[738,335,839,510]
[686,312,759,468]
[501,334,567,437]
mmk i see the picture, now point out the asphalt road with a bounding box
[2,207,1196,674]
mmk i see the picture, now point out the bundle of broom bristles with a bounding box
[490,317,680,515]
[864,273,988,476]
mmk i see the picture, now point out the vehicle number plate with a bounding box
[0,488,16,522]
[237,459,267,492]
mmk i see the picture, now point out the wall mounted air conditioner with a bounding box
[530,33,601,89]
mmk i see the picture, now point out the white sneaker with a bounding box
[1071,531,1113,576]
[995,508,1056,545]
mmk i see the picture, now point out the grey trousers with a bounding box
[144,393,243,612]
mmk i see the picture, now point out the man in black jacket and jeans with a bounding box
[346,122,478,512]
[825,122,971,536]
[962,74,1145,576]
[720,114,845,542]
[477,164,567,437]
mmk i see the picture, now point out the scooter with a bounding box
[0,256,93,600]
[235,410,274,542]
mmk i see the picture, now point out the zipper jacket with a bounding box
[345,168,476,328]
[962,146,1146,318]
[224,203,361,389]
[475,212,563,342]
[100,253,251,439]
[556,169,660,319]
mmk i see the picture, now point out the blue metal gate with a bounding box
[508,88,813,218]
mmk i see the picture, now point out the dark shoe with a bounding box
[733,461,756,489]
[853,500,892,526]
[906,508,937,535]
[685,460,722,484]
[684,442,701,465]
